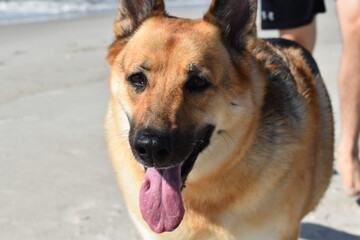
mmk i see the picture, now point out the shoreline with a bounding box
[0,11,116,26]
[0,3,211,26]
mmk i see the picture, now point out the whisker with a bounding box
[222,130,236,144]
[219,132,230,150]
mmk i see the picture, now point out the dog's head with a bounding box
[107,0,262,233]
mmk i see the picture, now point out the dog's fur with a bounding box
[105,0,334,239]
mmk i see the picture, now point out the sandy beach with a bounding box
[0,2,359,240]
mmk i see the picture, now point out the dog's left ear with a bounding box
[204,0,257,57]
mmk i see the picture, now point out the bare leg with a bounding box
[337,0,360,197]
[279,19,317,53]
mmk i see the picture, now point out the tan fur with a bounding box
[105,1,333,239]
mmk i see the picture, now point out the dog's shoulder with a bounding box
[261,38,320,76]
[254,38,320,82]
[253,38,322,145]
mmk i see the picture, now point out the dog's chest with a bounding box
[216,212,283,240]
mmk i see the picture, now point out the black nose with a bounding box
[133,128,173,165]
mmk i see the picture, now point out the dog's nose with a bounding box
[133,128,173,164]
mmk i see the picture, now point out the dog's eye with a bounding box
[185,77,210,93]
[128,73,147,91]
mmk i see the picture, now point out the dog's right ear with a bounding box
[113,0,166,40]
[107,0,166,64]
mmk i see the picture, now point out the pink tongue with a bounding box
[139,166,184,233]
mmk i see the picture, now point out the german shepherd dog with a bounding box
[105,0,334,239]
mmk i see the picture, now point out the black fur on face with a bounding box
[180,125,214,188]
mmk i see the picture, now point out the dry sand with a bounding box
[0,2,359,240]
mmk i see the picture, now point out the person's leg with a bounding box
[260,0,323,53]
[337,0,360,197]
[279,19,317,53]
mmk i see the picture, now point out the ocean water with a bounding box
[0,0,212,25]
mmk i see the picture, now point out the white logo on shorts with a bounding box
[261,11,275,21]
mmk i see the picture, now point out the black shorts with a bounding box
[260,0,326,30]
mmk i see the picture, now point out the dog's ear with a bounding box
[204,0,257,56]
[113,0,166,40]
[107,0,165,64]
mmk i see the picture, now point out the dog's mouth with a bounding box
[138,125,214,233]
